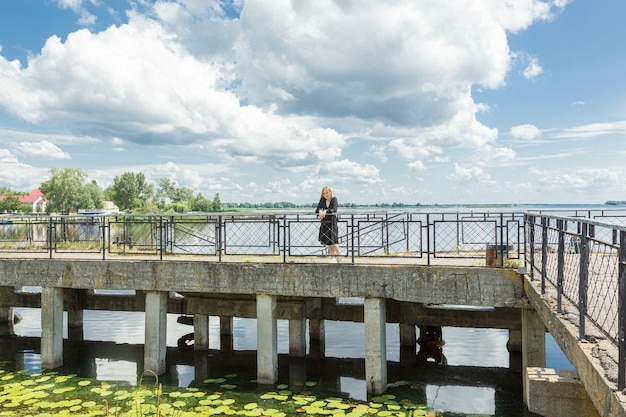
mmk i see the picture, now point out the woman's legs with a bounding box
[328,244,341,255]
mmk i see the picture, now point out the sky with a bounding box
[0,0,625,206]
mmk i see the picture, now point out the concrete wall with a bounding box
[0,259,525,307]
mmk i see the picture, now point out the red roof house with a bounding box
[0,189,47,213]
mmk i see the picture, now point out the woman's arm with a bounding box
[315,198,325,214]
[326,197,338,214]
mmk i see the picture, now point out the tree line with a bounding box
[1,167,420,215]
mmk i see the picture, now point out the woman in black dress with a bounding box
[316,186,341,261]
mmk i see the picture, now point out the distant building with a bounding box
[0,189,47,213]
[77,201,120,215]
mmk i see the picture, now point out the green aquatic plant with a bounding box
[0,367,442,416]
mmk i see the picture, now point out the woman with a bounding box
[316,186,341,262]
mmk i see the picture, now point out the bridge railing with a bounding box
[525,212,626,388]
[0,211,524,265]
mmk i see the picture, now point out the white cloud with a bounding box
[510,124,542,141]
[14,141,71,160]
[447,163,494,184]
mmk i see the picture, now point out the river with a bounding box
[1,304,572,416]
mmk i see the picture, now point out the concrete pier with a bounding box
[41,287,64,370]
[256,294,278,384]
[0,257,619,416]
[144,291,168,375]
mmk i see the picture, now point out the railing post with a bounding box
[528,215,535,281]
[579,222,589,340]
[556,219,564,313]
[218,215,223,262]
[350,214,355,265]
[618,230,626,389]
[541,217,548,294]
[426,213,431,266]
[101,216,106,261]
[499,213,505,267]
[48,217,53,259]
[282,215,287,264]
[159,216,163,261]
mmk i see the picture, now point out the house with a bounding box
[0,189,47,213]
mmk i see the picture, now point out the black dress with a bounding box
[316,196,338,245]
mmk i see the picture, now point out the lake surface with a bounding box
[1,306,573,416]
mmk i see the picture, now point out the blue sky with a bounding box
[0,0,624,205]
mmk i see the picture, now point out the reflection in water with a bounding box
[417,326,447,365]
[0,307,567,416]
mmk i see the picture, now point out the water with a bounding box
[1,306,574,416]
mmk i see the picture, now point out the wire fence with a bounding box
[525,212,626,388]
[3,209,626,386]
[0,211,525,265]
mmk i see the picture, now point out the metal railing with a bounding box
[525,212,626,388]
[0,211,524,265]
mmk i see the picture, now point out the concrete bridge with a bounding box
[1,210,626,416]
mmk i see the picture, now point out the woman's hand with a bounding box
[318,209,326,219]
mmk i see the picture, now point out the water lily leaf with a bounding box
[244,402,259,410]
[276,384,289,390]
[78,380,92,386]
[304,381,317,387]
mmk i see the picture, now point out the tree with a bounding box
[107,172,154,212]
[0,193,22,213]
[40,167,88,214]
[191,193,212,212]
[212,193,222,212]
[75,181,104,211]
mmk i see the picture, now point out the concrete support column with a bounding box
[66,289,86,341]
[399,323,416,347]
[522,307,546,405]
[0,286,15,323]
[289,319,307,357]
[144,291,168,376]
[220,316,233,351]
[364,297,387,395]
[256,294,278,384]
[507,329,523,372]
[41,286,64,369]
[309,318,325,359]
[194,314,210,351]
[399,323,417,367]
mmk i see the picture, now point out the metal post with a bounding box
[618,230,626,389]
[48,217,53,259]
[528,215,535,281]
[556,220,564,314]
[217,215,223,262]
[541,217,548,294]
[498,213,504,266]
[101,216,106,261]
[159,216,163,261]
[282,215,287,264]
[351,214,355,264]
[426,213,431,266]
[579,223,589,340]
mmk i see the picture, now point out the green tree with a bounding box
[212,193,222,212]
[107,172,154,212]
[75,181,104,211]
[190,193,212,212]
[155,178,177,208]
[0,193,22,213]
[40,167,88,214]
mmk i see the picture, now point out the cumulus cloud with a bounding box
[510,124,542,141]
[0,0,579,203]
[447,163,494,184]
[13,141,71,160]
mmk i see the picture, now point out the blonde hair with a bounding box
[320,186,333,199]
